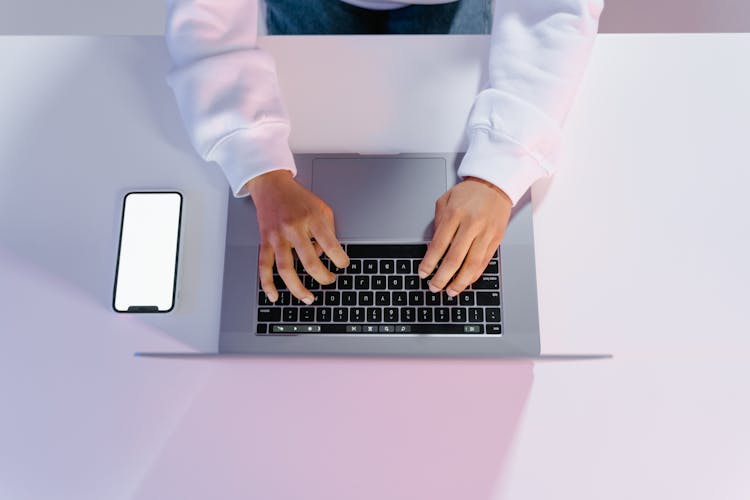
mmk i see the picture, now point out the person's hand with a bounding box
[245,169,349,305]
[418,176,512,296]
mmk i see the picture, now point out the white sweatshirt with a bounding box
[165,0,603,206]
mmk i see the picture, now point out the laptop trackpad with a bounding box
[312,157,447,240]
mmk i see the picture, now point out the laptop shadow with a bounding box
[129,357,535,500]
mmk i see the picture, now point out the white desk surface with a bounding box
[1,34,748,500]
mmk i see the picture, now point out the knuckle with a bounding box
[443,256,462,269]
[464,257,483,270]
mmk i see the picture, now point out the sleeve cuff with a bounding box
[205,123,297,198]
[457,127,552,207]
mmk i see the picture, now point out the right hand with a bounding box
[245,169,349,305]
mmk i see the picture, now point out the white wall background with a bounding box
[0,0,748,35]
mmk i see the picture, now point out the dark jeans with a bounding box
[265,0,492,35]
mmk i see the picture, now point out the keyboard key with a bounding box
[376,291,390,306]
[379,260,394,274]
[451,307,467,323]
[459,292,475,306]
[485,307,502,323]
[257,308,281,322]
[282,308,298,322]
[435,307,449,322]
[392,292,407,306]
[346,325,361,332]
[379,325,394,333]
[342,291,357,306]
[387,276,403,289]
[400,307,416,323]
[349,259,362,274]
[372,276,387,289]
[311,291,323,305]
[358,292,374,306]
[355,275,370,289]
[426,292,440,305]
[300,307,315,322]
[367,307,382,322]
[291,295,304,306]
[339,275,353,289]
[408,291,424,306]
[333,308,348,322]
[395,325,411,333]
[412,260,421,275]
[484,259,499,274]
[321,277,337,290]
[363,260,378,273]
[443,293,457,306]
[463,325,484,333]
[350,308,365,322]
[473,276,499,289]
[256,323,268,334]
[304,275,320,290]
[418,307,432,322]
[347,244,427,258]
[316,307,332,322]
[384,307,399,322]
[329,261,346,274]
[363,325,378,333]
[278,291,291,305]
[487,324,502,334]
[396,260,411,274]
[259,291,273,305]
[404,276,420,289]
[325,291,340,306]
[468,307,483,322]
[476,291,501,305]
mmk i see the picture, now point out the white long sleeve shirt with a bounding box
[165,0,603,206]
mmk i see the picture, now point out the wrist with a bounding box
[245,169,293,199]
[464,176,512,205]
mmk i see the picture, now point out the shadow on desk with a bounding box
[130,357,534,500]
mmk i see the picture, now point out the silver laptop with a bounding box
[217,153,541,357]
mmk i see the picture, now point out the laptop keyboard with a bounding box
[256,244,502,336]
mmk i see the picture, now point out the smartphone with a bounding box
[113,191,183,313]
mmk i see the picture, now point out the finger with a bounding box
[310,219,349,270]
[289,233,334,285]
[419,207,459,279]
[428,225,476,294]
[446,236,491,295]
[274,242,314,305]
[258,242,278,302]
[312,240,323,257]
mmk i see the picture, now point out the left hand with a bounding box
[418,176,513,296]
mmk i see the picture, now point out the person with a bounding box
[165,0,603,306]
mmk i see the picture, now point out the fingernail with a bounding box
[446,289,458,297]
[303,296,314,305]
[429,283,440,293]
[418,270,427,279]
[269,293,278,302]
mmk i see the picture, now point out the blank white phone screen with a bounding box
[114,192,182,312]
